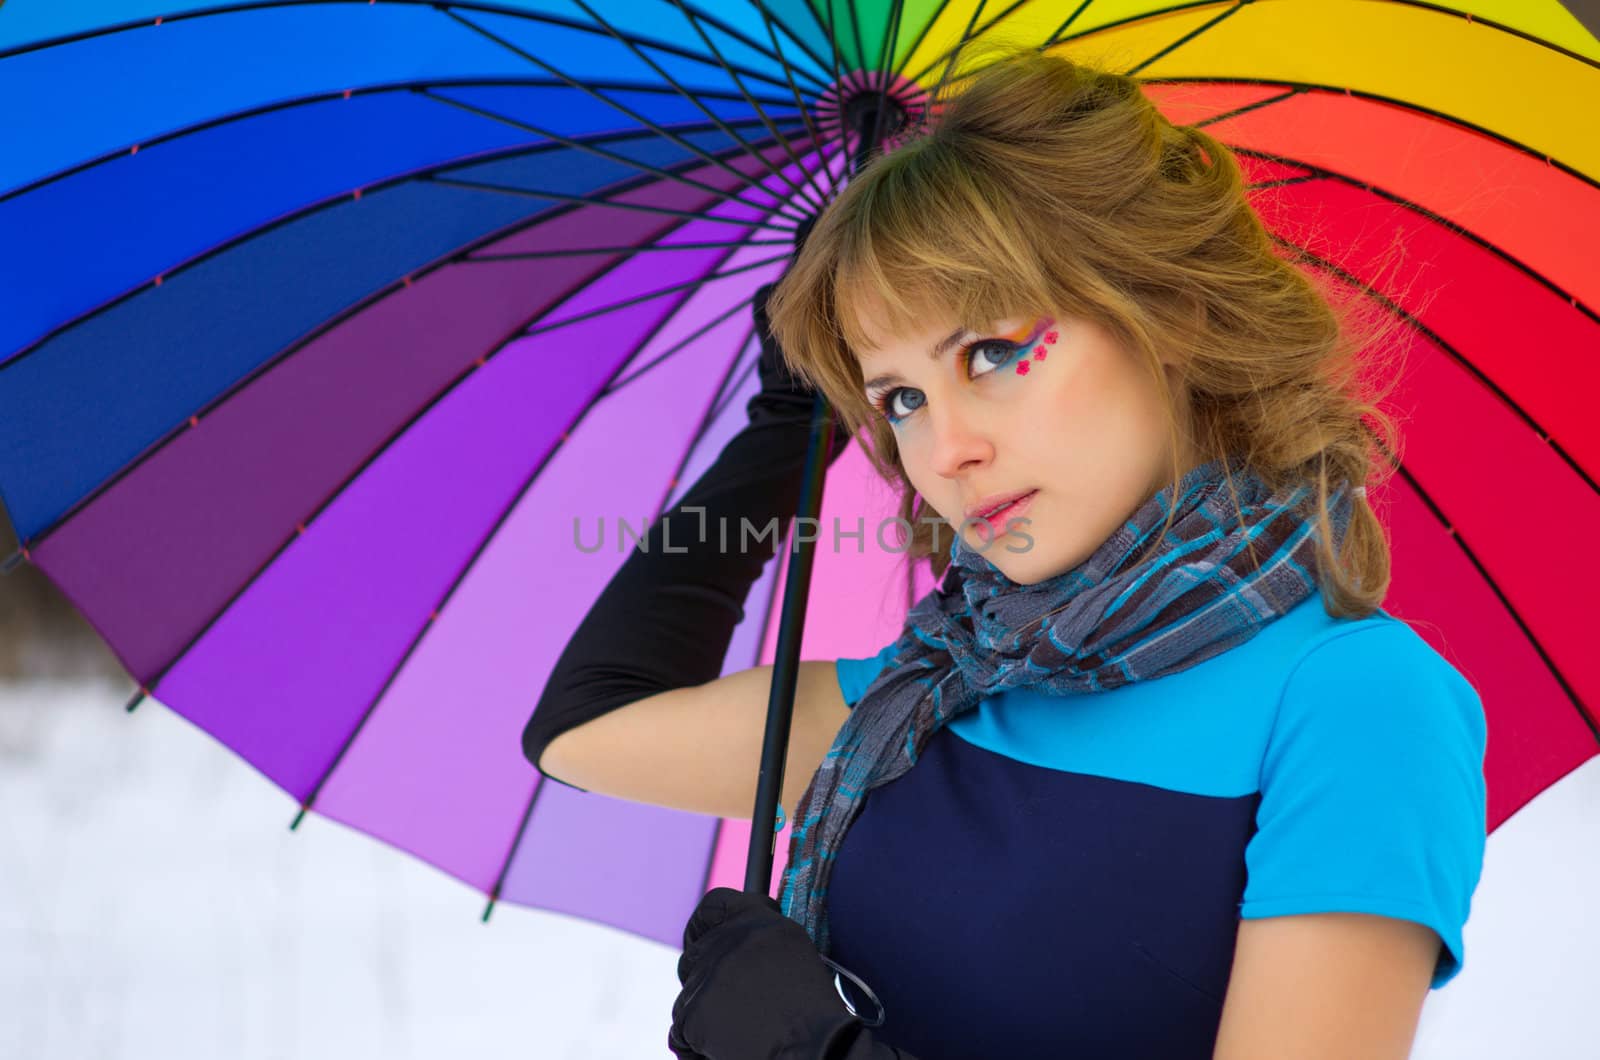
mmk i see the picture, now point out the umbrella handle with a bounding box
[821,954,887,1027]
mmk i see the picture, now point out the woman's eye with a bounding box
[880,388,925,422]
[965,339,1024,379]
[869,333,1030,424]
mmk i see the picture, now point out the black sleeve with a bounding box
[521,368,851,792]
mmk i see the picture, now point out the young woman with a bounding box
[523,51,1487,1060]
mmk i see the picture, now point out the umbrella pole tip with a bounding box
[123,689,146,713]
[1,550,25,575]
[481,896,497,923]
[289,805,308,831]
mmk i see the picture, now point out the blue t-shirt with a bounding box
[826,590,1487,1059]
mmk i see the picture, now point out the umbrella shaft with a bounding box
[743,394,836,896]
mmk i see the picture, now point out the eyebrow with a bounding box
[861,327,969,392]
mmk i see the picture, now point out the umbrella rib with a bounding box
[889,0,956,83]
[903,0,1022,87]
[817,0,866,173]
[425,173,800,235]
[749,0,840,201]
[668,0,834,213]
[516,253,793,337]
[480,775,543,923]
[866,0,907,154]
[1389,463,1600,747]
[818,0,847,113]
[1043,0,1101,50]
[668,0,838,91]
[415,86,814,226]
[705,343,758,426]
[469,238,794,260]
[668,0,838,86]
[1121,2,1254,78]
[926,0,989,108]
[1186,82,1306,127]
[7,132,798,555]
[570,0,824,213]
[842,0,871,82]
[439,6,806,206]
[598,293,760,398]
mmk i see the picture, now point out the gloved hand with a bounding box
[521,212,850,790]
[744,277,850,449]
[667,887,920,1060]
[747,211,838,421]
[751,281,812,401]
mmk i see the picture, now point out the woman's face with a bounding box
[855,306,1202,585]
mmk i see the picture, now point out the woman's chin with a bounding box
[970,532,1094,586]
[964,533,1046,584]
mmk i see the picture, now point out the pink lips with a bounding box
[971,490,1037,536]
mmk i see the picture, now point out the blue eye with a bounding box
[873,387,925,424]
[867,338,1026,426]
[965,339,1026,379]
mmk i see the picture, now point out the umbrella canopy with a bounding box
[1,0,1596,999]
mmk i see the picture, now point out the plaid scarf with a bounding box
[778,455,1360,954]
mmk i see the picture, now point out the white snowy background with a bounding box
[0,676,682,1060]
[2,672,1595,1059]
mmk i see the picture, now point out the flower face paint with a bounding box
[1002,318,1058,377]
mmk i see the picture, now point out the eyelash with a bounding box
[869,338,1029,425]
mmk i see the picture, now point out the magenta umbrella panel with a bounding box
[0,2,949,946]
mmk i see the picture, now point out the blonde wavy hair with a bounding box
[766,47,1412,620]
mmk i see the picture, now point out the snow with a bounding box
[0,678,681,1060]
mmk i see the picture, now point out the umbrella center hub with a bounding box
[842,91,908,146]
[815,71,930,158]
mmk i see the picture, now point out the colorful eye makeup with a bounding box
[1007,318,1059,377]
[867,316,1060,425]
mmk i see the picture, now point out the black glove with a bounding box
[749,210,817,402]
[522,222,850,790]
[668,888,919,1060]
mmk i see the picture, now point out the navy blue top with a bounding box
[827,591,1487,1058]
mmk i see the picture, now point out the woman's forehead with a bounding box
[842,283,955,351]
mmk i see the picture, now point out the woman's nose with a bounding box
[927,404,993,479]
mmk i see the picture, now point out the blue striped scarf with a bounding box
[779,455,1359,954]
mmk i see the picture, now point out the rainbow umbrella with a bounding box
[2,2,1597,1040]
